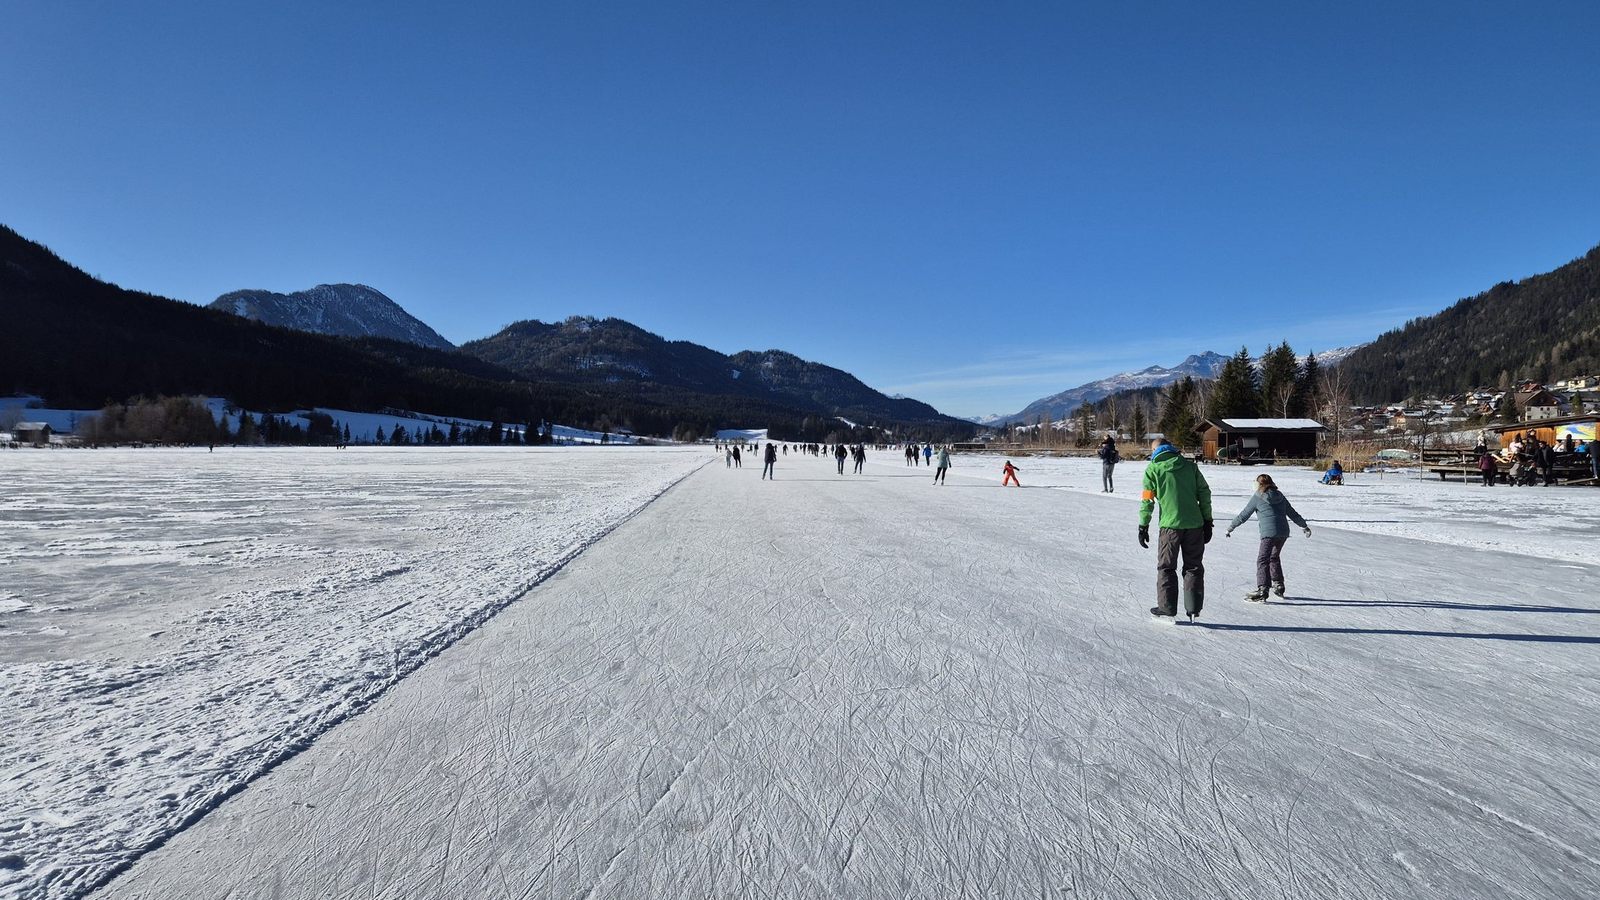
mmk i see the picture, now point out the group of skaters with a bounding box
[720,435,1331,621]
[1137,440,1312,622]
[1476,433,1598,486]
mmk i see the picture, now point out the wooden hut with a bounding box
[1201,419,1325,463]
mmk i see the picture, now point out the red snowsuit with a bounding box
[1001,461,1021,487]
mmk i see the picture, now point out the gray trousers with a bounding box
[1256,536,1288,588]
[1156,527,1206,615]
[1102,463,1115,491]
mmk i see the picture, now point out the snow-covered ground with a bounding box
[8,446,1600,899]
[0,447,707,899]
[953,452,1600,564]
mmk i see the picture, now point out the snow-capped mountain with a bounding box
[1007,352,1229,424]
[209,284,454,351]
[1003,346,1366,424]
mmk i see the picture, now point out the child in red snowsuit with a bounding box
[1001,460,1021,487]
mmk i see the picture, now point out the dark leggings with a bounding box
[1256,536,1288,587]
[934,466,947,483]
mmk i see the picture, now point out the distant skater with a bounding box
[835,443,848,475]
[1097,436,1120,493]
[852,444,865,474]
[1138,442,1212,621]
[1001,460,1021,487]
[732,446,742,468]
[726,448,732,468]
[762,442,777,480]
[905,445,916,466]
[923,445,933,466]
[1478,448,1498,486]
[933,446,950,484]
[1225,473,1310,601]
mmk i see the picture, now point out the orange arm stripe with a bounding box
[1142,490,1156,501]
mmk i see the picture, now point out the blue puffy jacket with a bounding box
[1228,489,1308,539]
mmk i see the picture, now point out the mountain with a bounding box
[0,226,553,419]
[1007,352,1229,424]
[0,225,971,441]
[210,284,454,350]
[462,316,962,429]
[726,349,950,424]
[1002,345,1368,425]
[1337,243,1600,402]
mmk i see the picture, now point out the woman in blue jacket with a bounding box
[1226,473,1311,601]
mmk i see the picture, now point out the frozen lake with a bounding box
[4,446,1599,898]
[0,447,708,899]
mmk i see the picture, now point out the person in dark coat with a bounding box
[762,442,777,480]
[1536,440,1556,485]
[1226,473,1310,601]
[835,443,848,475]
[1096,437,1120,493]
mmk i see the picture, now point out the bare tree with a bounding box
[1267,380,1297,418]
[1319,365,1352,445]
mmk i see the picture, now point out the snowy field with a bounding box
[0,447,707,899]
[6,445,1600,898]
[954,452,1600,564]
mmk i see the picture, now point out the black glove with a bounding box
[1138,525,1149,549]
[1203,520,1214,543]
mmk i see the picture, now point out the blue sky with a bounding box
[4,2,1598,418]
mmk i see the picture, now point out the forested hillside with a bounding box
[1339,243,1600,401]
[463,317,964,431]
[0,226,971,441]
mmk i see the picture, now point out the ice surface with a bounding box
[8,446,1600,899]
[86,449,1600,899]
[0,447,706,899]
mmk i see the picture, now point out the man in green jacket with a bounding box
[1138,442,1214,620]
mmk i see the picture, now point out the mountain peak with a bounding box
[210,285,453,351]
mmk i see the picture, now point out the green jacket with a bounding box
[1139,447,1213,529]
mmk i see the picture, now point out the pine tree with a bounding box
[1296,353,1321,420]
[1206,348,1260,421]
[342,423,351,445]
[375,425,386,444]
[1259,342,1302,418]
[1131,403,1148,444]
[1159,377,1200,447]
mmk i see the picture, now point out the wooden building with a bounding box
[13,422,52,446]
[1491,415,1596,450]
[1201,419,1325,463]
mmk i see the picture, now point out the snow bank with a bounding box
[0,447,706,899]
